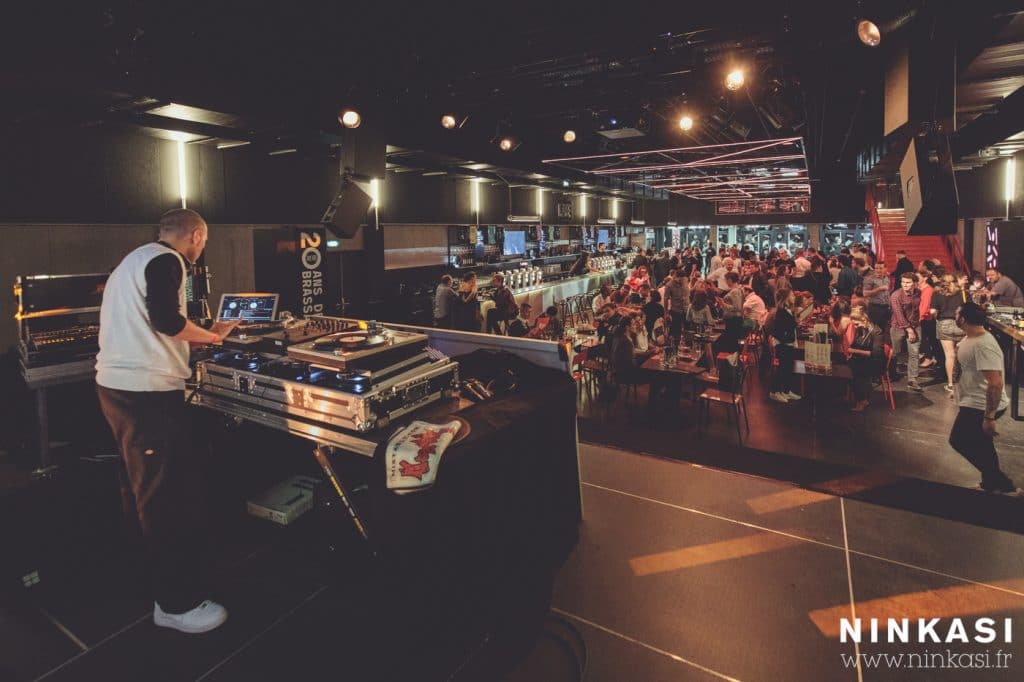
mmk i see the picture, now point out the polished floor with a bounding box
[3,442,1024,681]
[578,357,1024,533]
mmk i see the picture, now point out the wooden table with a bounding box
[639,352,708,418]
[793,360,854,418]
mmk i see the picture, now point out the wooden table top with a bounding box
[639,353,707,376]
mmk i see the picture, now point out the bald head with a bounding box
[158,208,208,262]
[159,208,206,240]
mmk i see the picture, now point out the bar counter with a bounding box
[986,312,1024,420]
[478,267,626,332]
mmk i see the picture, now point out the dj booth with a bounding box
[190,315,581,674]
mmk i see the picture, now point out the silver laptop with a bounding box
[216,293,279,325]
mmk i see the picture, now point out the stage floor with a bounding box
[4,443,1024,681]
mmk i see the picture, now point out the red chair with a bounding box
[881,343,896,411]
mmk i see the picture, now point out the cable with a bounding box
[541,612,588,681]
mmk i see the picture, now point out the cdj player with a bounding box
[191,317,459,442]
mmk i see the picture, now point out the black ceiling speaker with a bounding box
[900,133,958,235]
[320,176,373,237]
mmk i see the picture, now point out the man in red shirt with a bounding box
[890,272,923,391]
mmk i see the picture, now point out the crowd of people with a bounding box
[429,240,1022,495]
[587,242,1022,496]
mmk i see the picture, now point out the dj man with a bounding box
[95,209,239,634]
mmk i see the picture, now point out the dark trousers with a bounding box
[771,344,797,393]
[920,319,938,359]
[96,385,210,613]
[949,407,1015,491]
[486,308,509,334]
[867,303,891,331]
[668,310,686,339]
[850,357,883,401]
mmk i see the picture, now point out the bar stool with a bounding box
[558,299,573,327]
[566,295,584,327]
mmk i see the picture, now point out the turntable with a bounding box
[287,323,429,372]
[311,330,388,352]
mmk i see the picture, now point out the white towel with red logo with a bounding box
[385,420,462,492]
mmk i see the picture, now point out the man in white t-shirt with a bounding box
[709,258,735,290]
[742,287,767,330]
[708,247,726,276]
[792,249,812,279]
[949,302,1021,495]
[96,209,239,634]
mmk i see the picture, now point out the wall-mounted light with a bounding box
[370,178,380,208]
[472,178,481,215]
[612,199,619,219]
[176,140,187,208]
[1006,157,1015,218]
[579,193,587,219]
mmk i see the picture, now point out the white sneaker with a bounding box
[769,392,790,403]
[783,392,802,401]
[154,600,228,634]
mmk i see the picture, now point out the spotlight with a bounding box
[609,117,618,126]
[857,19,881,47]
[563,129,577,143]
[498,136,520,152]
[725,69,745,91]
[679,115,694,131]
[339,109,361,128]
[441,113,467,129]
[561,179,570,188]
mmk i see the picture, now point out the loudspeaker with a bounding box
[900,134,958,235]
[321,177,373,237]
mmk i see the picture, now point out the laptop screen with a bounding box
[217,293,279,323]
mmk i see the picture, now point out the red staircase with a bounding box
[865,186,969,274]
[875,209,951,269]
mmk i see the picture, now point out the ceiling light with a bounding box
[563,129,577,143]
[339,109,361,128]
[725,69,745,91]
[498,136,520,152]
[679,115,694,131]
[857,19,881,47]
[561,179,570,188]
[441,114,468,129]
[609,117,618,126]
